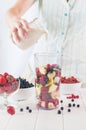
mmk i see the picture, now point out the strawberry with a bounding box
[7,106,15,115]
[0,74,6,85]
[4,83,12,94]
[3,72,9,78]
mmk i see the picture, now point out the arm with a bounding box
[6,0,35,43]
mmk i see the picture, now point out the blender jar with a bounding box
[34,53,61,109]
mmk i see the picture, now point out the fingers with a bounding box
[11,28,21,44]
[10,19,30,43]
[20,19,30,32]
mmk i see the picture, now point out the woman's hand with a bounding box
[9,18,30,44]
[5,0,35,44]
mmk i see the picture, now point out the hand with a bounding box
[9,18,30,44]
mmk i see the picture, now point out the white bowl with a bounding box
[60,82,81,95]
[9,87,35,101]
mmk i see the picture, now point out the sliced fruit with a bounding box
[48,84,57,93]
[48,102,55,109]
[47,71,56,80]
[53,77,60,84]
[6,75,15,83]
[36,87,41,97]
[46,79,53,87]
[39,66,46,75]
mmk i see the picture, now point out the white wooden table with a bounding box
[0,87,86,130]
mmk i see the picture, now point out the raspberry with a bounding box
[52,64,58,68]
[39,75,46,85]
[61,76,79,83]
[7,106,15,115]
[46,64,51,69]
[41,87,48,93]
[76,95,79,99]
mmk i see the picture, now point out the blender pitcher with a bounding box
[34,52,61,109]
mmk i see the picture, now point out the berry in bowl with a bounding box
[0,72,20,108]
[60,76,81,95]
[10,77,34,101]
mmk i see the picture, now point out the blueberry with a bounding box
[68,109,71,112]
[77,104,80,107]
[47,68,53,73]
[57,110,61,114]
[29,109,32,113]
[20,108,23,112]
[26,106,29,110]
[60,100,63,103]
[45,77,49,83]
[68,103,71,107]
[18,77,34,89]
[73,103,75,107]
[71,99,74,102]
[60,107,64,110]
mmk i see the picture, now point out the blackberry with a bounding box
[30,83,34,87]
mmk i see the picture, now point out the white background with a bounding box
[0,0,38,77]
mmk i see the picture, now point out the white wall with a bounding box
[0,0,38,77]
